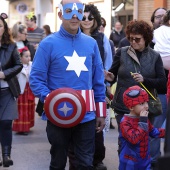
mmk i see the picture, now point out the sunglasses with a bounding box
[129,37,143,43]
[126,90,140,98]
[82,16,94,21]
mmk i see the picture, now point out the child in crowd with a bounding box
[12,47,35,135]
[119,85,165,170]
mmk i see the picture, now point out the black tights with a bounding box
[0,120,12,146]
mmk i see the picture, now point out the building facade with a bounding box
[5,0,170,36]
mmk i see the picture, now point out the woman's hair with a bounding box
[150,7,167,23]
[163,10,170,26]
[43,25,52,36]
[126,20,153,46]
[0,15,13,44]
[83,4,101,33]
[101,17,106,27]
[12,23,27,39]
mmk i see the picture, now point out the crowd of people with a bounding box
[0,0,170,169]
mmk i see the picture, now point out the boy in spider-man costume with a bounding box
[119,85,165,170]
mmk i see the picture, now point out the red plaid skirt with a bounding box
[13,83,35,132]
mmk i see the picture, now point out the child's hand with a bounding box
[140,110,148,117]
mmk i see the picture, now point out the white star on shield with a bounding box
[64,50,88,77]
[58,102,72,117]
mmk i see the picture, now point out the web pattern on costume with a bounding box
[119,116,165,168]
[120,116,148,158]
[123,88,148,108]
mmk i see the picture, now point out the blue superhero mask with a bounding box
[58,3,84,20]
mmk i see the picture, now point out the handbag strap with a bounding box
[132,60,157,101]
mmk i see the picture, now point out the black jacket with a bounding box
[109,46,166,114]
[109,30,126,48]
[91,30,105,65]
[0,43,23,97]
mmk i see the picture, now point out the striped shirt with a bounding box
[27,27,45,45]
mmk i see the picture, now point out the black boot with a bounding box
[2,146,13,167]
[0,157,2,166]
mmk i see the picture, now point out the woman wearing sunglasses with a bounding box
[68,4,112,170]
[80,4,112,72]
[81,4,113,170]
[105,20,166,154]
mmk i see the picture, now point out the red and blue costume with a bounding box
[119,85,165,170]
[119,115,165,170]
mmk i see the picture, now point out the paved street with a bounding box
[1,112,165,170]
[1,113,119,170]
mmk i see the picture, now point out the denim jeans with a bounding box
[115,112,124,155]
[46,120,95,170]
[150,94,167,163]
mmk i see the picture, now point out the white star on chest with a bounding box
[58,103,72,116]
[64,50,88,77]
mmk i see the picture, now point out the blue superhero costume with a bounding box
[30,25,106,122]
[119,115,165,170]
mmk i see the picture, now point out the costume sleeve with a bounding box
[120,117,148,144]
[92,42,106,117]
[149,120,165,138]
[29,44,51,102]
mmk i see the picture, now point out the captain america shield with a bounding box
[44,88,86,128]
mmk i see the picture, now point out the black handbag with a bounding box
[148,89,162,116]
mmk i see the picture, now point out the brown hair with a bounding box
[126,20,153,46]
[101,17,106,27]
[0,17,13,44]
[43,25,52,36]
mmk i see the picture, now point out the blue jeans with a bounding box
[150,94,167,163]
[46,120,95,170]
[115,112,125,155]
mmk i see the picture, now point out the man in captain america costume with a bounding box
[29,0,106,170]
[118,85,165,170]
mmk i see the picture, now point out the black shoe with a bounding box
[2,146,13,167]
[110,124,115,129]
[94,162,107,170]
[16,132,28,135]
[3,156,13,167]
